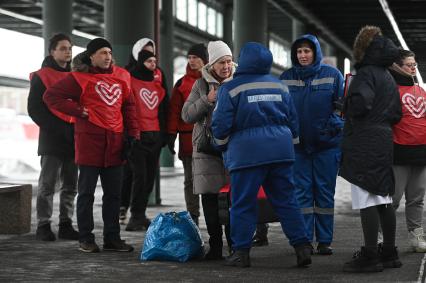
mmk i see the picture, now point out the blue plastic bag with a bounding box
[141,211,204,262]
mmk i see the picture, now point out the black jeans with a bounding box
[77,165,123,243]
[128,138,162,218]
[120,162,133,209]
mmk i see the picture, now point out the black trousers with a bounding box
[77,165,123,243]
[120,162,133,209]
[202,193,232,249]
[128,139,162,218]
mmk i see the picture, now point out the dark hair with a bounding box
[48,33,71,53]
[294,39,315,51]
[396,49,415,66]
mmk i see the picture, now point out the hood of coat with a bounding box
[201,62,236,85]
[234,42,272,76]
[41,55,71,72]
[290,34,323,79]
[389,63,417,86]
[353,26,399,69]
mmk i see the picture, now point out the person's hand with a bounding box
[167,134,177,155]
[207,87,217,103]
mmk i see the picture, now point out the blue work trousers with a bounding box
[294,147,340,244]
[230,162,309,250]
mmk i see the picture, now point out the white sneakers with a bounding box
[408,228,426,253]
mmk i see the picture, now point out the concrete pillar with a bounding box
[159,0,175,169]
[104,0,155,67]
[42,0,73,56]
[233,0,267,58]
[223,0,233,49]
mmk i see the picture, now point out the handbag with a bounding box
[196,118,222,157]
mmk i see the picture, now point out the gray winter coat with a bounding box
[181,64,235,194]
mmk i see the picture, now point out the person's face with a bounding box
[296,43,314,66]
[188,55,204,71]
[400,56,417,76]
[211,55,233,80]
[90,47,112,69]
[143,44,154,53]
[51,40,72,65]
[144,57,157,71]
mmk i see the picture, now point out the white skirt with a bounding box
[351,183,392,210]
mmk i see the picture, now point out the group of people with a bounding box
[27,24,426,272]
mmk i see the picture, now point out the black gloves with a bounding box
[167,134,177,155]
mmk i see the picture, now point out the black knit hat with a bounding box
[86,38,112,56]
[138,50,156,63]
[187,43,208,64]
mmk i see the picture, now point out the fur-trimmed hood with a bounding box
[353,25,399,69]
[353,26,382,64]
[71,51,115,73]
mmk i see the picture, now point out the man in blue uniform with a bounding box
[211,42,312,268]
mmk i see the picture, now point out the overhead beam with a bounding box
[378,0,424,85]
[271,0,352,56]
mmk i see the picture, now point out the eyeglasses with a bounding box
[403,63,417,68]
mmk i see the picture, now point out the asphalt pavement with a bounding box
[0,168,425,282]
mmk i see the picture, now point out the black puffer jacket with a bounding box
[27,56,74,158]
[339,30,402,196]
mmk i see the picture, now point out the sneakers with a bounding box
[79,241,100,253]
[343,246,384,273]
[103,240,134,252]
[225,249,251,267]
[125,216,151,231]
[317,243,333,255]
[36,223,56,241]
[381,246,402,268]
[119,207,128,225]
[408,228,426,252]
[294,243,313,267]
[58,222,79,240]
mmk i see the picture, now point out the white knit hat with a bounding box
[208,40,232,65]
[132,38,156,60]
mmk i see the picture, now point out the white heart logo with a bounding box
[139,88,159,110]
[94,81,122,106]
[402,93,426,118]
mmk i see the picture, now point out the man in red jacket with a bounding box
[28,33,79,242]
[44,38,139,253]
[167,43,207,225]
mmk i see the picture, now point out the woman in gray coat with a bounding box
[182,40,235,259]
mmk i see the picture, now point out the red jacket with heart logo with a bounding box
[393,84,426,145]
[131,77,166,131]
[167,64,201,158]
[31,68,76,124]
[43,65,139,167]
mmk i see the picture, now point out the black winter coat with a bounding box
[27,56,75,158]
[339,36,402,196]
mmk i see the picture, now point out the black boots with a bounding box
[225,249,251,267]
[36,223,56,241]
[294,243,313,267]
[204,246,223,260]
[343,246,384,272]
[380,246,402,268]
[58,222,79,240]
[316,243,333,255]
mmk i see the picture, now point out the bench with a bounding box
[0,183,32,234]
